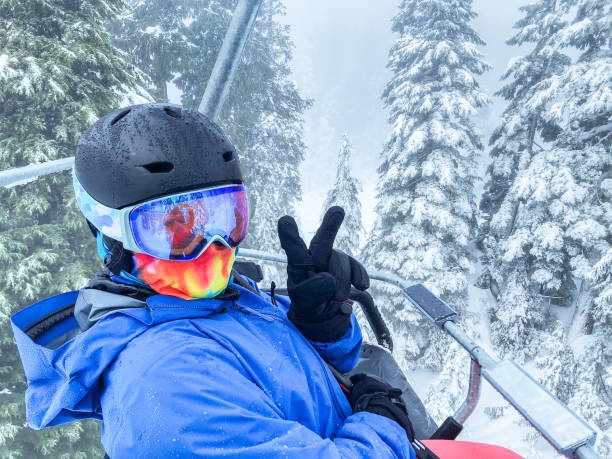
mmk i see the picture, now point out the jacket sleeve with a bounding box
[272,293,363,373]
[103,333,414,459]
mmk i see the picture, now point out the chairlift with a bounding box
[0,1,600,458]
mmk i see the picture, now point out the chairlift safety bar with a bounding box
[453,358,482,425]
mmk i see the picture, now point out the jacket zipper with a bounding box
[229,302,278,322]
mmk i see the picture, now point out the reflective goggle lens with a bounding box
[129,185,249,260]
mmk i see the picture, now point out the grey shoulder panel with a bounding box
[75,289,147,331]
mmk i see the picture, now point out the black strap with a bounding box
[102,235,134,276]
[270,281,277,306]
[23,303,76,340]
[214,284,240,301]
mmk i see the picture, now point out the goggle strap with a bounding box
[101,234,135,276]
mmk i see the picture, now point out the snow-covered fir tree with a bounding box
[481,0,610,450]
[0,0,143,456]
[243,95,309,282]
[322,135,365,257]
[320,135,369,338]
[535,321,576,403]
[109,0,215,102]
[423,341,470,423]
[571,248,612,457]
[112,0,310,283]
[362,0,489,372]
[479,0,570,226]
[551,2,611,452]
[479,0,572,360]
[488,138,608,359]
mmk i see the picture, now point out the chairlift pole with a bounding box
[0,0,263,188]
[199,0,263,121]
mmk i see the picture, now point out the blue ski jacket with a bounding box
[11,276,415,459]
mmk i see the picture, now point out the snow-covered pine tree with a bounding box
[0,0,143,456]
[479,0,572,360]
[320,135,369,338]
[423,341,470,423]
[112,0,311,283]
[109,0,216,102]
[570,248,612,456]
[489,137,608,360]
[479,0,570,228]
[535,321,576,403]
[322,135,365,257]
[362,0,489,372]
[481,1,610,448]
[547,2,611,453]
[242,89,309,282]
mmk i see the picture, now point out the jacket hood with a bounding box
[11,288,230,429]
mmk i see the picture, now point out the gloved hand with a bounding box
[348,373,415,441]
[277,206,370,342]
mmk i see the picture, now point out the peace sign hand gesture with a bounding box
[277,206,370,343]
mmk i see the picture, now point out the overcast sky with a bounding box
[280,0,528,240]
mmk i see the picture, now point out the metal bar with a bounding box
[453,358,482,424]
[238,248,286,264]
[443,321,497,368]
[483,360,597,457]
[198,0,263,120]
[0,157,74,188]
[574,445,600,459]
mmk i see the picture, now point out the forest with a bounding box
[0,0,610,457]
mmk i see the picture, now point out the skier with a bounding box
[11,103,416,458]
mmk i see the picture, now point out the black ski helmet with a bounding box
[74,103,242,209]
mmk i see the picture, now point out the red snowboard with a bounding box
[420,440,525,458]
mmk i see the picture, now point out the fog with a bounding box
[281,0,528,240]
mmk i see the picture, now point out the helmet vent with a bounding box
[110,109,131,126]
[164,107,181,119]
[222,151,234,162]
[141,161,174,173]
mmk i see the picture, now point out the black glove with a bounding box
[277,206,370,342]
[348,373,415,441]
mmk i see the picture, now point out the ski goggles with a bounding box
[73,172,249,260]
